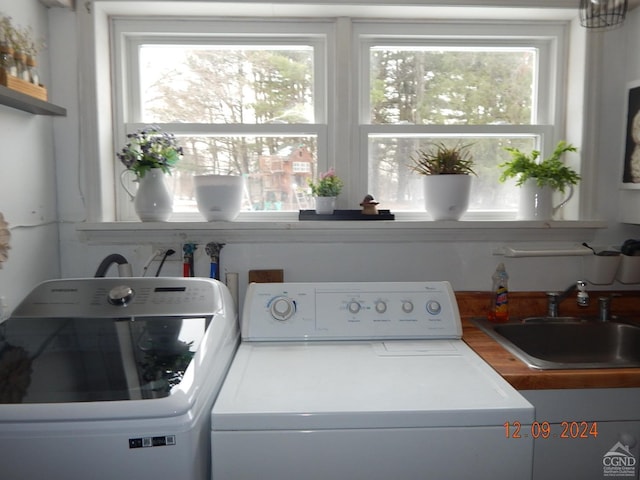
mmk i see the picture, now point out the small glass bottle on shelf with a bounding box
[13,51,29,81]
[26,55,39,85]
[0,44,17,77]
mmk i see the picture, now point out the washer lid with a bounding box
[212,340,533,431]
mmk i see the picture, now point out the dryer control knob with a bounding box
[269,297,295,321]
[108,285,135,306]
[401,301,414,314]
[426,300,442,315]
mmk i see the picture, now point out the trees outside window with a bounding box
[113,19,565,219]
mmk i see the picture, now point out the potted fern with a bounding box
[499,141,580,220]
[408,142,476,220]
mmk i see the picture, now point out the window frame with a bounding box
[351,21,569,220]
[109,16,573,222]
[111,18,334,221]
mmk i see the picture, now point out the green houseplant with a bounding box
[408,142,476,221]
[307,167,344,197]
[499,140,580,194]
[499,140,580,220]
[307,168,344,214]
[408,142,476,176]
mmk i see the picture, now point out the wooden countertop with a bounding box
[456,290,640,390]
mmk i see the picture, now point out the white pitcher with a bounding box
[120,168,173,222]
[517,178,573,221]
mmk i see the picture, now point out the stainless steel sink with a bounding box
[472,318,640,370]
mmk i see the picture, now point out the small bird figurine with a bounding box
[360,194,379,215]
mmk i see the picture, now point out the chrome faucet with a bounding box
[546,281,589,317]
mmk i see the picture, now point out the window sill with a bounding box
[76,220,606,245]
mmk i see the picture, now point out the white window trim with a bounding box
[348,21,569,219]
[112,18,334,221]
[110,15,572,222]
[78,2,598,235]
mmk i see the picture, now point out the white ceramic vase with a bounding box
[314,196,336,215]
[422,175,472,221]
[121,168,173,222]
[517,179,573,221]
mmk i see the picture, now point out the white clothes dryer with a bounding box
[212,281,534,480]
[0,277,239,480]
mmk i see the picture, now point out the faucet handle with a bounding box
[546,292,560,317]
[577,280,589,307]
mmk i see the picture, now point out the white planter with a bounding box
[422,175,472,221]
[194,175,245,221]
[517,179,573,221]
[314,196,336,215]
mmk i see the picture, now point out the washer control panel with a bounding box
[242,281,462,341]
[12,277,226,318]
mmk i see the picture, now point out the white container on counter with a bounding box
[582,253,621,285]
[617,255,640,284]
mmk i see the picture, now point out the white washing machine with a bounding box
[0,277,238,480]
[212,281,534,480]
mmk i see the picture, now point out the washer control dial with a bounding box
[347,301,361,314]
[375,301,387,314]
[108,285,135,306]
[269,296,296,321]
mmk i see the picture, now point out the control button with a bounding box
[426,300,442,315]
[375,301,387,314]
[108,285,135,306]
[347,301,361,314]
[401,301,414,314]
[269,297,295,321]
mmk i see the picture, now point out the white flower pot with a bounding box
[422,175,472,221]
[194,175,245,221]
[314,196,336,215]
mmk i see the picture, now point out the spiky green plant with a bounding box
[408,142,476,176]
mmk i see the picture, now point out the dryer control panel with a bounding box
[242,281,462,341]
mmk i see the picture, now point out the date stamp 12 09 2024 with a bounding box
[504,421,599,440]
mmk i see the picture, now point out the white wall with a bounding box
[4,3,640,315]
[0,0,60,317]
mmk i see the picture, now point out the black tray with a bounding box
[299,209,395,221]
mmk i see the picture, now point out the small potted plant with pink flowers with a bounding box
[307,167,344,215]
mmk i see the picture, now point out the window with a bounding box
[113,19,331,219]
[112,17,568,221]
[356,22,565,219]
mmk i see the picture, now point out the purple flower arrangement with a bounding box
[117,126,183,178]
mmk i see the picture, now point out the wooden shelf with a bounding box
[0,84,66,116]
